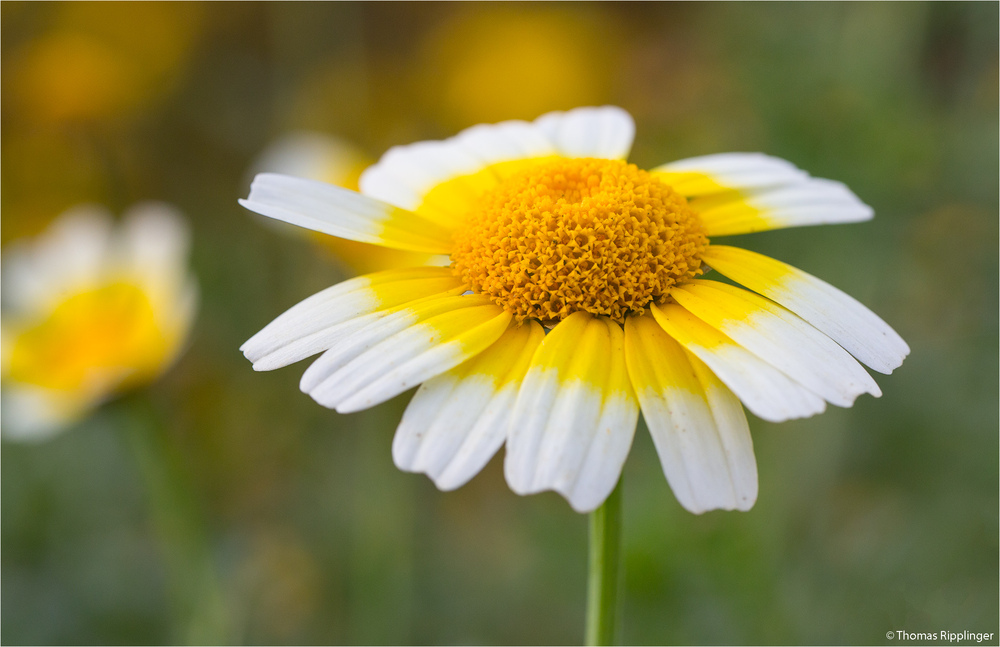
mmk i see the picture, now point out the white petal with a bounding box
[297,292,481,391]
[117,202,191,302]
[533,106,635,160]
[653,152,809,194]
[453,121,556,165]
[301,298,511,413]
[701,245,909,374]
[239,173,454,253]
[357,107,634,232]
[504,313,639,513]
[1,386,97,442]
[393,321,544,490]
[241,267,462,370]
[358,140,484,211]
[2,206,114,315]
[393,373,501,486]
[698,177,873,235]
[359,120,555,214]
[171,278,200,349]
[651,303,826,423]
[624,314,757,513]
[1,244,43,314]
[750,178,872,220]
[693,362,758,510]
[38,206,115,287]
[653,153,872,235]
[670,280,882,407]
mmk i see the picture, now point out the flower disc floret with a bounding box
[451,158,709,323]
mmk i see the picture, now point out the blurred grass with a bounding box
[2,2,997,645]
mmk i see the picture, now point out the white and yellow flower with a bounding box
[1,203,197,441]
[240,106,908,513]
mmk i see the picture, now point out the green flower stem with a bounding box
[346,406,415,644]
[585,477,623,646]
[120,395,231,645]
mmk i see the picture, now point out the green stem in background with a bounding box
[346,405,415,645]
[585,477,623,646]
[120,395,231,645]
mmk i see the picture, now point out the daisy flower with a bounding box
[240,106,908,514]
[2,203,197,441]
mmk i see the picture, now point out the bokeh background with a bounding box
[2,2,997,644]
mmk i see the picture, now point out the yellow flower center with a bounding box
[6,282,170,392]
[451,158,709,323]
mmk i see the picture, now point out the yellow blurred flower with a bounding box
[250,132,440,274]
[1,204,197,440]
[10,3,203,123]
[416,6,621,127]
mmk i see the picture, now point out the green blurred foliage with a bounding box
[2,2,997,645]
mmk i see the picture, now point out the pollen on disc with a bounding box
[451,158,709,324]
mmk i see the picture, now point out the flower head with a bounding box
[240,107,908,513]
[2,204,197,440]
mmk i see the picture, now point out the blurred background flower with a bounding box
[8,2,203,125]
[2,3,997,645]
[412,5,622,128]
[2,204,196,440]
